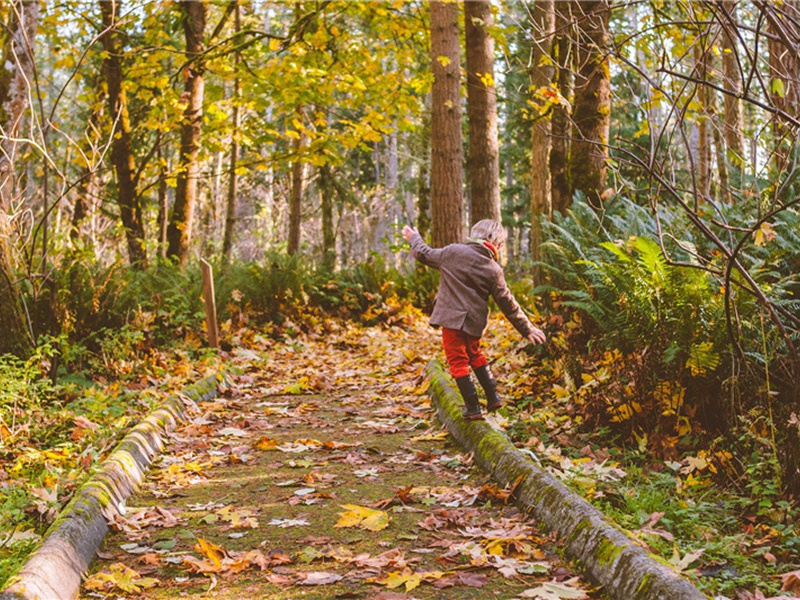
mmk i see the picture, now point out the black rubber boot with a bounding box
[455,375,483,420]
[474,365,503,412]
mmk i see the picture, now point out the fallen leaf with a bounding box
[336,504,390,532]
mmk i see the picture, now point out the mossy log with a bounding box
[426,359,708,600]
[0,373,227,600]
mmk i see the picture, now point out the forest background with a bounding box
[0,0,799,597]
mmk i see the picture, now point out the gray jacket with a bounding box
[409,233,535,339]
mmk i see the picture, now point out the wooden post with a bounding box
[200,259,219,348]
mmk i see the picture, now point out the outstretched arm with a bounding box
[491,274,546,345]
[403,225,445,269]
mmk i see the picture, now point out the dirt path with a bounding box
[80,318,597,600]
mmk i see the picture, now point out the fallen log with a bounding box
[0,373,226,600]
[426,359,707,600]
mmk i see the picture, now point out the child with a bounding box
[402,219,546,420]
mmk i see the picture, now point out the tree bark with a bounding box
[167,0,207,265]
[569,0,611,209]
[430,1,464,247]
[550,1,574,215]
[417,100,431,240]
[222,2,242,262]
[765,0,800,172]
[720,0,745,176]
[287,106,306,256]
[464,0,500,226]
[100,0,148,269]
[529,0,555,272]
[0,0,38,359]
[694,43,711,201]
[320,164,335,271]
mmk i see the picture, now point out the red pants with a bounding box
[442,328,488,378]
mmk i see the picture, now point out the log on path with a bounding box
[0,374,227,600]
[426,359,708,600]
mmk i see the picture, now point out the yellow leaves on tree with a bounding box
[335,504,390,532]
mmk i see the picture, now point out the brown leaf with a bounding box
[297,571,343,585]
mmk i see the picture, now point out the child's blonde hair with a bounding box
[470,219,507,247]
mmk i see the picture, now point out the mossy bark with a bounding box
[426,360,708,600]
[0,374,226,600]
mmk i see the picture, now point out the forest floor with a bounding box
[79,314,598,600]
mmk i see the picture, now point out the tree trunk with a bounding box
[0,0,38,359]
[222,2,242,263]
[711,94,732,205]
[100,0,148,269]
[569,0,611,209]
[287,106,306,256]
[417,100,431,240]
[167,0,207,265]
[720,0,745,177]
[320,164,336,271]
[529,0,555,273]
[464,0,500,226]
[550,1,574,215]
[430,1,464,247]
[694,43,711,201]
[157,143,169,259]
[765,0,800,172]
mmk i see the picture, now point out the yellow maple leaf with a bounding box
[335,504,390,531]
[254,437,280,450]
[84,563,158,593]
[195,538,226,570]
[377,569,446,591]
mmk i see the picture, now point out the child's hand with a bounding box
[528,328,546,345]
[402,225,418,242]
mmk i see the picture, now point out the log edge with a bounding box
[426,359,708,600]
[0,373,226,600]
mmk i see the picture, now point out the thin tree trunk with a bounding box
[417,100,431,240]
[694,43,711,200]
[711,97,732,204]
[287,105,306,256]
[720,0,745,177]
[430,0,464,247]
[222,5,241,262]
[320,164,335,271]
[766,0,800,172]
[157,143,169,259]
[550,1,573,215]
[100,0,147,268]
[569,0,611,209]
[0,0,37,358]
[464,0,500,226]
[167,0,207,265]
[529,0,555,273]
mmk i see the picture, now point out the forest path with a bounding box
[80,317,596,600]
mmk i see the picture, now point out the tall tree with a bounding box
[550,1,574,215]
[719,0,745,176]
[464,0,500,226]
[529,0,555,269]
[287,106,306,256]
[100,0,148,268]
[0,0,39,359]
[167,0,207,265]
[429,0,464,247]
[764,0,800,172]
[569,0,611,209]
[222,1,242,262]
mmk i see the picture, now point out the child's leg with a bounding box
[441,329,483,420]
[463,336,503,412]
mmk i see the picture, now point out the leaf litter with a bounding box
[81,317,597,599]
